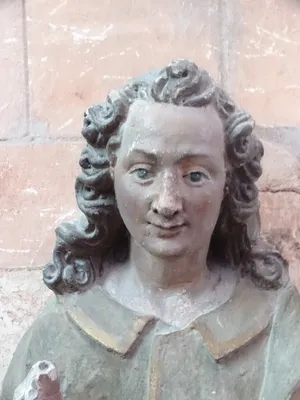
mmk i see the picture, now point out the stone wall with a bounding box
[1,0,300,388]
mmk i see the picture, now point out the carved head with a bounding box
[44,59,286,294]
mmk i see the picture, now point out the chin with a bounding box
[143,242,188,259]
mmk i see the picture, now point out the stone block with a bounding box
[235,0,300,125]
[0,142,81,269]
[26,0,219,137]
[0,0,27,139]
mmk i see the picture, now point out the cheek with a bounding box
[192,185,224,219]
[114,174,147,225]
[193,199,217,221]
[195,199,211,214]
[115,180,134,212]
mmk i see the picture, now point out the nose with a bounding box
[151,174,183,218]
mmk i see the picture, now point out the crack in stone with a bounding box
[260,189,300,195]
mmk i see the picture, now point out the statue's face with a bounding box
[113,100,226,259]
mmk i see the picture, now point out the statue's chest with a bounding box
[63,281,277,399]
[117,325,267,400]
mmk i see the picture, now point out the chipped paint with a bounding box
[48,23,57,30]
[58,119,73,131]
[49,1,67,16]
[256,25,300,46]
[80,67,92,77]
[23,188,38,195]
[47,23,113,45]
[286,85,300,90]
[0,249,30,254]
[244,87,265,93]
[71,24,113,44]
[3,38,17,44]
[101,75,133,80]
[0,104,8,113]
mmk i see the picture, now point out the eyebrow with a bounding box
[127,149,157,161]
[127,148,218,165]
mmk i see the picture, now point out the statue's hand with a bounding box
[13,360,62,400]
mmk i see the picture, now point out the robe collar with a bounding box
[61,276,278,361]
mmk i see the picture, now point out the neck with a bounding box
[130,239,209,291]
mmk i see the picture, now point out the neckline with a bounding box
[61,275,279,360]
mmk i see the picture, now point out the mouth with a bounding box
[147,222,186,237]
[151,223,185,230]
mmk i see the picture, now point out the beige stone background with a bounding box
[1,0,300,390]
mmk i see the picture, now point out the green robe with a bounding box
[2,276,300,400]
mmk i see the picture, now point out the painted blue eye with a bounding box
[135,168,150,180]
[185,172,206,183]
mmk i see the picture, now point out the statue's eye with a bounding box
[184,171,208,183]
[135,168,150,180]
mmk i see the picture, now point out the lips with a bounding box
[152,223,184,230]
[147,221,186,230]
[147,222,187,238]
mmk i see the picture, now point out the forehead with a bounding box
[120,100,224,157]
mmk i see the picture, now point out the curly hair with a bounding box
[43,59,287,294]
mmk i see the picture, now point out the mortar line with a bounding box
[218,0,225,89]
[218,0,239,97]
[21,0,31,137]
[1,266,43,272]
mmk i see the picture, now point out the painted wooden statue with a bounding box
[2,60,300,400]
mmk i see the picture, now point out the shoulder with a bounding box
[1,294,118,400]
[272,281,300,330]
[259,282,300,399]
[192,274,278,361]
[2,287,139,400]
[269,281,300,351]
[1,298,68,399]
[62,283,154,356]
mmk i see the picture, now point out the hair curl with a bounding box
[43,59,287,294]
